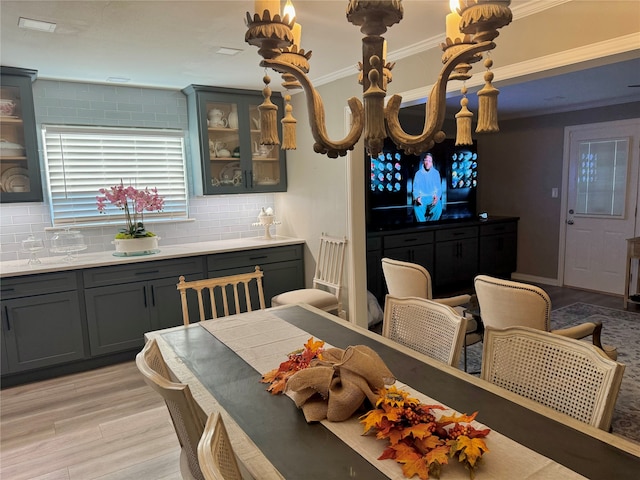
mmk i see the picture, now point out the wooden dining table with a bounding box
[145,304,640,480]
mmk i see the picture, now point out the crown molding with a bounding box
[310,0,571,87]
[400,32,640,105]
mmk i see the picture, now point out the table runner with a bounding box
[195,308,586,480]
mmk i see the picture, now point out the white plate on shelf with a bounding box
[219,162,241,182]
[256,179,279,185]
[5,174,29,192]
[1,167,29,192]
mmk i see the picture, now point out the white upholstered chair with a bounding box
[271,234,347,317]
[177,266,265,325]
[136,339,207,480]
[381,257,480,369]
[197,413,245,480]
[481,325,625,430]
[382,295,468,367]
[474,274,617,360]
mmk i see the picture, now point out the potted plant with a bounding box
[96,181,164,255]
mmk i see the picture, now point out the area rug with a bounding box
[459,303,640,444]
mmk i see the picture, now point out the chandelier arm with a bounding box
[385,40,495,155]
[262,58,364,158]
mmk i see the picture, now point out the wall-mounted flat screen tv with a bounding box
[366,138,477,231]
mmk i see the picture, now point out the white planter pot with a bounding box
[112,236,160,256]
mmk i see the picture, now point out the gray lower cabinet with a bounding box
[83,256,205,356]
[0,272,85,373]
[207,244,304,314]
[1,243,304,383]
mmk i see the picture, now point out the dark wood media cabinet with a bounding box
[367,216,518,305]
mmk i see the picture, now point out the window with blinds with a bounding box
[42,125,188,227]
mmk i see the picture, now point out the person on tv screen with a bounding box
[412,152,442,221]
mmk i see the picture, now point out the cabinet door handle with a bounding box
[4,306,10,331]
[143,287,148,308]
[404,238,418,243]
[249,255,268,261]
[1,287,15,293]
[248,170,253,188]
[150,285,156,306]
[135,270,160,275]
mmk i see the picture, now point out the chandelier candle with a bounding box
[245,0,512,158]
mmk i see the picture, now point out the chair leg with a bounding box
[463,342,468,372]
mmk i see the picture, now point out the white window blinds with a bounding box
[42,125,188,227]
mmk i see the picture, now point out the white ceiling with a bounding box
[1,0,639,119]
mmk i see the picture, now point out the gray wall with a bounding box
[477,102,640,280]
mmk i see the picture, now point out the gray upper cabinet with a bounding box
[0,66,42,203]
[183,85,287,195]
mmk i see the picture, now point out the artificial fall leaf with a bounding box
[401,456,430,480]
[378,446,398,461]
[260,368,279,384]
[426,444,450,466]
[385,426,405,445]
[402,423,437,441]
[449,435,489,468]
[414,434,444,452]
[393,441,422,463]
[438,411,478,427]
[304,337,325,354]
[360,408,389,434]
[467,425,491,439]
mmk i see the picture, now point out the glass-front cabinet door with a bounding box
[0,67,42,203]
[183,85,286,195]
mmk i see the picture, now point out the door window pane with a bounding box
[575,138,628,217]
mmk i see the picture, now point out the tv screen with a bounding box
[366,138,477,230]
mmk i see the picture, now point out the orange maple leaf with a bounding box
[304,337,325,353]
[400,456,430,480]
[402,423,436,441]
[438,411,478,426]
[414,434,444,452]
[360,408,388,434]
[449,435,489,468]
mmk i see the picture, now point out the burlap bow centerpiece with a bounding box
[285,345,396,423]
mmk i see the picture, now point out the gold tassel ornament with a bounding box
[476,58,500,133]
[259,74,280,145]
[455,86,473,146]
[281,94,297,150]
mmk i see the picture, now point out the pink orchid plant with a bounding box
[96,181,164,238]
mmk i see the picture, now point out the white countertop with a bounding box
[0,236,305,278]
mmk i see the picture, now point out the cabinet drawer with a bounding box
[207,245,302,271]
[480,222,517,236]
[0,271,78,299]
[384,231,434,249]
[435,226,478,242]
[83,256,204,287]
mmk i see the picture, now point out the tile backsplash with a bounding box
[0,195,276,263]
[0,79,278,263]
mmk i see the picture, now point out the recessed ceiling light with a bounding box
[106,77,131,83]
[18,17,57,33]
[216,47,243,56]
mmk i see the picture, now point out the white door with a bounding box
[562,119,640,294]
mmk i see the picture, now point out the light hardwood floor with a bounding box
[1,361,182,480]
[1,285,631,480]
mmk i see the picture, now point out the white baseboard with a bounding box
[510,272,561,286]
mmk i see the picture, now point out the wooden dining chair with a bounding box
[474,274,617,360]
[382,295,468,367]
[197,413,245,480]
[177,266,265,325]
[271,234,347,318]
[136,339,207,480]
[482,325,625,431]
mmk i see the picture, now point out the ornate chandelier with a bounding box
[245,1,512,158]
